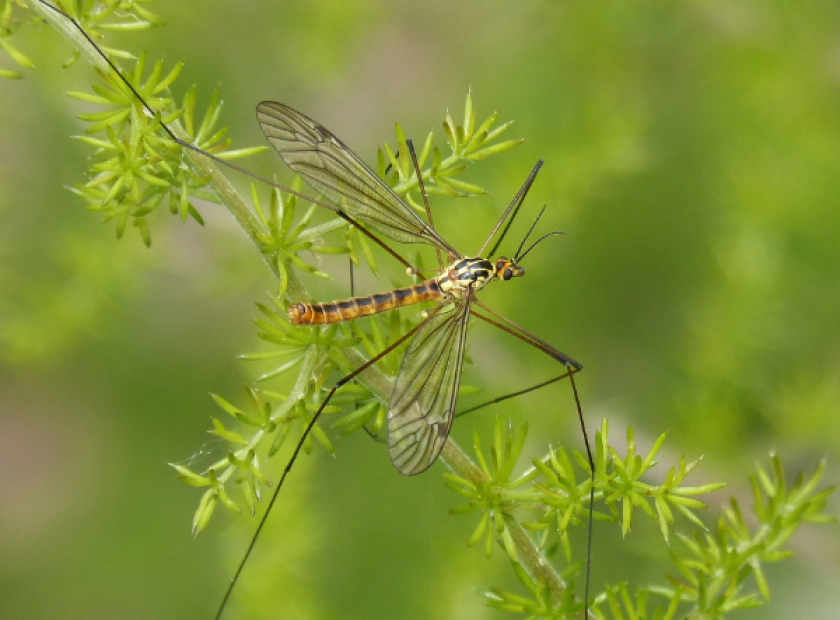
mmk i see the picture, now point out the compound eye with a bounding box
[502,268,513,281]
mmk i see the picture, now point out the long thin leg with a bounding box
[350,256,356,297]
[35,1,426,280]
[454,370,573,419]
[348,257,385,443]
[479,160,543,258]
[469,304,591,466]
[470,299,594,616]
[568,370,595,617]
[471,299,582,370]
[405,139,444,270]
[213,305,443,620]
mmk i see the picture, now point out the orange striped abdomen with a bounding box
[288,279,443,325]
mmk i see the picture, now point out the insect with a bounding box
[257,102,584,475]
[34,2,596,618]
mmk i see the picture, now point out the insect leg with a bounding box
[567,368,594,616]
[214,305,443,619]
[405,139,445,270]
[470,299,594,616]
[480,160,544,258]
[347,254,388,444]
[468,303,590,468]
[471,299,582,369]
[454,370,574,419]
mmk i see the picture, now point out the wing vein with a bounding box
[388,297,473,474]
[257,102,459,256]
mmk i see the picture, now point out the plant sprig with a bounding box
[480,444,833,620]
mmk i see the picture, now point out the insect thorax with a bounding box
[436,257,498,297]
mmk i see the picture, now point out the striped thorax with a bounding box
[436,256,524,299]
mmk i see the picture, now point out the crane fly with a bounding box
[255,102,585,475]
[35,3,596,618]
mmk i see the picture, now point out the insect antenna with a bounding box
[516,231,565,263]
[479,160,543,257]
[508,205,566,264]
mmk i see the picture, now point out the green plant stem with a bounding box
[31,0,569,606]
[504,514,566,601]
[168,127,279,280]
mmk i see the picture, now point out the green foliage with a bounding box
[447,418,537,558]
[20,0,266,245]
[4,0,163,79]
[651,456,835,618]
[250,179,352,296]
[478,437,833,620]
[447,419,726,568]
[66,44,264,244]
[1,0,36,79]
[24,2,836,619]
[379,90,522,212]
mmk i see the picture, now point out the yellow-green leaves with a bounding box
[654,455,834,617]
[465,418,834,620]
[47,15,265,247]
[446,418,539,559]
[252,181,352,295]
[0,20,35,78]
[381,91,524,205]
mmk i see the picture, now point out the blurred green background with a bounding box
[1,1,839,618]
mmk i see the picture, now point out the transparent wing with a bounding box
[388,297,472,475]
[257,102,458,255]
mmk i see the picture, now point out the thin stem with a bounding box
[504,514,568,602]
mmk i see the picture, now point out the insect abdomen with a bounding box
[288,279,442,325]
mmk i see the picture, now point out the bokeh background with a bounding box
[2,1,839,618]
